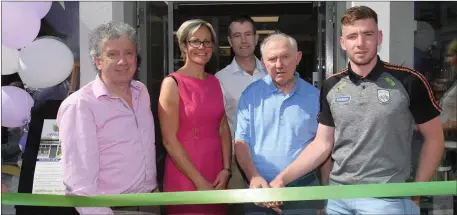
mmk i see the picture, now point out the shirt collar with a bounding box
[347,55,384,83]
[265,72,302,95]
[92,73,142,99]
[230,57,266,74]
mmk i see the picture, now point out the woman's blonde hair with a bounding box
[176,19,217,61]
[448,39,457,57]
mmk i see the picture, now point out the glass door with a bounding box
[137,1,173,188]
[313,1,337,88]
[172,1,331,85]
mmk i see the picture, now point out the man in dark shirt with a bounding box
[268,5,444,214]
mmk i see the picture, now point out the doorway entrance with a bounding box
[137,1,336,89]
[136,0,336,190]
[172,1,332,85]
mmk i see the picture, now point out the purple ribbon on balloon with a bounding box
[19,132,28,152]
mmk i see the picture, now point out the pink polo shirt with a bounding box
[57,75,157,214]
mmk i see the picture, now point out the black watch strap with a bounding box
[223,168,232,174]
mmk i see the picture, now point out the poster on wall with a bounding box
[32,119,65,195]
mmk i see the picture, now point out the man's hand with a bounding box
[249,176,275,209]
[250,175,270,189]
[249,176,283,214]
[269,176,285,188]
[267,177,286,214]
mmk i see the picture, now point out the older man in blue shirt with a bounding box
[234,32,326,215]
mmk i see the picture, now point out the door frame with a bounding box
[137,1,338,86]
[315,1,337,88]
[136,1,174,85]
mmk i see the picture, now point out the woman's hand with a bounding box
[212,169,231,190]
[195,179,215,191]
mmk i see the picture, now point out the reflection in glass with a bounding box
[414,4,457,212]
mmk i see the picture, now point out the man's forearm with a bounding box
[319,157,333,185]
[277,141,332,185]
[415,138,444,182]
[234,141,259,180]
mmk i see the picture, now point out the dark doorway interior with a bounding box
[173,1,319,82]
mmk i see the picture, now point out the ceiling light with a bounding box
[251,16,279,23]
[257,30,276,34]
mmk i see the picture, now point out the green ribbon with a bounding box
[2,181,456,207]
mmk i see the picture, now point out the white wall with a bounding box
[389,2,415,68]
[350,2,391,62]
[79,2,136,86]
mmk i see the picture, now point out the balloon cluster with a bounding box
[2,2,74,131]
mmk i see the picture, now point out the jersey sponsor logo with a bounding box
[334,96,351,103]
[384,77,396,86]
[377,89,390,103]
[337,82,347,91]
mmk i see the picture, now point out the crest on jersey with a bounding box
[377,89,390,103]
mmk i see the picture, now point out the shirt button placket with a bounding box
[135,112,147,188]
[279,99,285,125]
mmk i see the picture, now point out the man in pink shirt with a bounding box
[57,22,159,215]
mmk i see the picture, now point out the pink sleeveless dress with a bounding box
[163,72,228,215]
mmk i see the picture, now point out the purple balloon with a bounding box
[12,1,52,19]
[1,2,41,49]
[1,86,34,128]
[19,133,28,152]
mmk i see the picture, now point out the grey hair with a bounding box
[260,31,298,57]
[176,19,217,61]
[88,22,139,65]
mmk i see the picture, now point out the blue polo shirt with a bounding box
[235,72,320,182]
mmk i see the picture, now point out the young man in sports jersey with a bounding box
[268,5,444,214]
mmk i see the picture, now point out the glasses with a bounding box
[187,40,213,48]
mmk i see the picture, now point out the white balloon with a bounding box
[414,21,435,52]
[18,37,74,89]
[2,45,19,75]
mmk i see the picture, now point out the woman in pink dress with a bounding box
[158,19,232,215]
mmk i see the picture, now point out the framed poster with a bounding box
[31,119,65,195]
[16,100,78,215]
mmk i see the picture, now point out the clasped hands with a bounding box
[195,169,231,190]
[250,176,285,214]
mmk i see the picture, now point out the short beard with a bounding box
[349,51,377,66]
